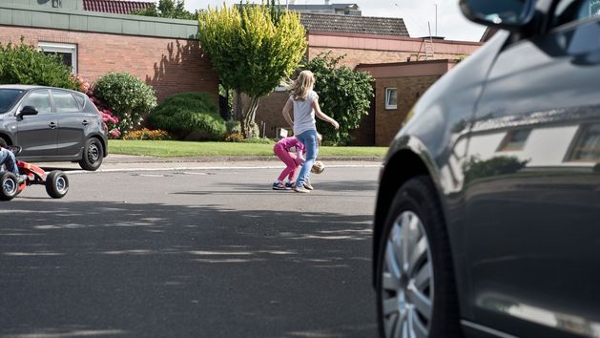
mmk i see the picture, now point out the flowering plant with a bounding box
[122,128,171,140]
[77,77,121,139]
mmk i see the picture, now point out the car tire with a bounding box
[78,138,103,171]
[375,176,461,338]
[0,172,19,201]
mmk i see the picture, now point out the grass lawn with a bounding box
[108,140,389,158]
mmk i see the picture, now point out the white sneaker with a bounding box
[294,185,310,193]
[17,174,27,184]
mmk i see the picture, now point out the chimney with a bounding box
[325,0,330,4]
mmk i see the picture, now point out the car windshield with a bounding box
[0,89,25,113]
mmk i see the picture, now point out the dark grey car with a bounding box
[373,0,600,337]
[0,85,108,171]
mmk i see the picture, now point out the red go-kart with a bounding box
[0,146,69,201]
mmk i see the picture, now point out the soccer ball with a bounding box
[311,161,325,174]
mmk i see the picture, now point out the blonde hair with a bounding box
[288,70,315,101]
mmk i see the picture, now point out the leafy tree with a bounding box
[304,52,374,145]
[0,38,79,90]
[93,72,157,133]
[198,1,307,138]
[133,0,198,20]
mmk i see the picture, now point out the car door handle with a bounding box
[82,120,89,126]
[49,122,57,129]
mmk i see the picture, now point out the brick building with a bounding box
[254,13,481,145]
[0,0,219,103]
[355,59,459,146]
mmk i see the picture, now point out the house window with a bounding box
[497,129,531,152]
[567,124,600,162]
[38,42,77,75]
[385,88,397,110]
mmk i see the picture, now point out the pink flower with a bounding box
[109,129,122,139]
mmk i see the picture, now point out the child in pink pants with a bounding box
[272,137,305,190]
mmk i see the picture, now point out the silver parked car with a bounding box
[0,85,108,171]
[373,0,600,337]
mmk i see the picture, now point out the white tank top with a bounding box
[291,90,318,136]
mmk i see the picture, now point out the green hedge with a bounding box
[147,92,226,141]
[0,38,79,89]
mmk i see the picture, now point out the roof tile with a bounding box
[300,12,409,37]
[83,0,154,15]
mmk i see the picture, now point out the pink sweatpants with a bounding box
[274,144,300,182]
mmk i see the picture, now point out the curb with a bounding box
[104,154,384,164]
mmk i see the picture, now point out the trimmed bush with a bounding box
[92,72,157,133]
[0,37,80,90]
[147,92,226,141]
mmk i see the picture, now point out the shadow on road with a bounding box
[0,199,376,338]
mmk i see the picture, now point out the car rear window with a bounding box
[73,92,86,108]
[0,89,24,113]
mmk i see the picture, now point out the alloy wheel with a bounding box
[380,210,434,338]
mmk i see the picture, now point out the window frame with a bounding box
[385,87,397,110]
[38,42,77,75]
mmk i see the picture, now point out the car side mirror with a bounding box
[20,105,39,116]
[459,0,536,30]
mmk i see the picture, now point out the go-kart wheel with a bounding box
[45,170,69,199]
[0,172,18,201]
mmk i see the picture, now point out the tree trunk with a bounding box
[233,89,243,121]
[242,96,260,138]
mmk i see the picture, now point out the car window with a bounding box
[73,93,86,108]
[52,90,81,113]
[0,89,24,113]
[553,0,600,27]
[22,90,52,114]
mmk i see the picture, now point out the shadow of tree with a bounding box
[145,40,219,104]
[180,179,379,195]
[0,199,376,338]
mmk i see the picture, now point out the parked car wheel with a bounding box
[375,176,460,338]
[45,170,69,199]
[78,138,103,171]
[0,172,18,201]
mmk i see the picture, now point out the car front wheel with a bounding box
[78,138,103,171]
[376,176,461,338]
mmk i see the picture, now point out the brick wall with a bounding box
[348,95,375,146]
[254,91,290,138]
[307,33,481,68]
[308,47,464,69]
[0,25,219,104]
[374,75,441,146]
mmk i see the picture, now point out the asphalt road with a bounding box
[0,158,382,338]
